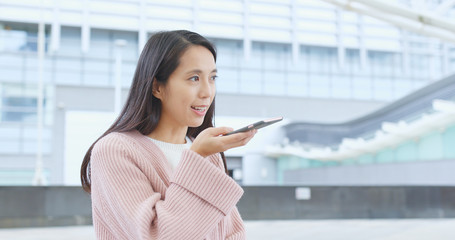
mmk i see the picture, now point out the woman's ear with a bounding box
[152,78,164,100]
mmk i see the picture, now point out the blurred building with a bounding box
[0,0,454,185]
[268,74,455,185]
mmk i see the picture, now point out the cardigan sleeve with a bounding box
[90,133,244,240]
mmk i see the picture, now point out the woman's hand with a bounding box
[190,127,257,157]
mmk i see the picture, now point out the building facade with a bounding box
[0,0,454,185]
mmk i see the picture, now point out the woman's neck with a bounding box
[147,122,188,144]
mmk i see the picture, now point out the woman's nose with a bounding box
[199,80,213,98]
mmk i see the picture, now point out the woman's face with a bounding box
[154,45,217,129]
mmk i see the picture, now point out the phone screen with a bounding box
[224,117,283,136]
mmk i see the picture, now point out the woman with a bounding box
[80,30,256,240]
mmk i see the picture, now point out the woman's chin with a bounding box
[188,120,204,128]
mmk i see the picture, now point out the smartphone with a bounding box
[224,117,283,136]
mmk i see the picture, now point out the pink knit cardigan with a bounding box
[90,130,245,240]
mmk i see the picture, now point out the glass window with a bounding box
[216,68,239,93]
[395,141,418,162]
[1,96,37,122]
[0,83,52,124]
[443,125,455,158]
[55,68,81,85]
[375,148,395,163]
[418,132,443,160]
[83,59,110,86]
[373,79,393,100]
[112,31,138,61]
[0,54,23,81]
[368,51,399,77]
[287,55,307,72]
[331,74,352,99]
[352,76,372,100]
[122,61,136,87]
[263,71,286,95]
[287,72,308,97]
[55,57,82,85]
[303,46,337,73]
[55,57,81,72]
[239,69,262,94]
[244,43,264,69]
[89,29,138,61]
[59,26,81,56]
[450,59,455,73]
[212,39,242,68]
[409,54,430,80]
[393,79,413,99]
[0,22,50,52]
[0,139,20,154]
[89,29,111,59]
[308,73,330,98]
[345,49,361,73]
[263,43,290,71]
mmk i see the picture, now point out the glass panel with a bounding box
[59,26,81,56]
[308,73,330,98]
[242,43,263,69]
[409,54,431,79]
[1,96,37,122]
[0,140,20,153]
[215,40,242,68]
[122,61,136,87]
[0,83,52,124]
[239,69,262,94]
[368,51,399,77]
[82,58,110,86]
[375,148,395,163]
[332,75,351,99]
[303,46,337,73]
[345,49,361,73]
[395,141,418,162]
[263,71,286,95]
[418,132,443,160]
[352,76,372,100]
[373,79,393,100]
[443,125,455,158]
[217,68,239,93]
[55,57,82,72]
[287,72,308,97]
[263,43,289,71]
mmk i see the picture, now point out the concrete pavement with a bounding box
[0,219,454,240]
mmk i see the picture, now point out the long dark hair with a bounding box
[81,30,227,193]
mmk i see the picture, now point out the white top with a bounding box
[148,136,192,169]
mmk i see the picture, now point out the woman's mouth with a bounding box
[191,105,208,116]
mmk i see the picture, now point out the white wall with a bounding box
[284,159,455,186]
[64,111,116,186]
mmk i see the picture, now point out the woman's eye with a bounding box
[189,76,199,81]
[210,75,218,81]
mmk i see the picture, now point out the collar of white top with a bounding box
[148,136,192,146]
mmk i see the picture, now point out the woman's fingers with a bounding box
[207,127,234,136]
[220,129,256,149]
[190,127,257,157]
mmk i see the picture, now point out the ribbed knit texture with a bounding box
[147,136,192,169]
[90,130,245,240]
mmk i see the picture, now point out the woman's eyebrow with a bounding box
[185,69,218,74]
